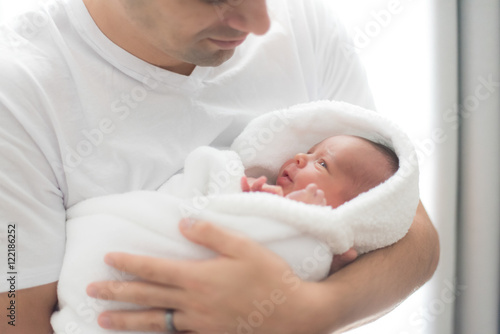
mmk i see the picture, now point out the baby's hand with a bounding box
[241,176,284,196]
[241,176,267,192]
[285,183,327,206]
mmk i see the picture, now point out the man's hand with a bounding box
[86,220,324,333]
[86,201,438,334]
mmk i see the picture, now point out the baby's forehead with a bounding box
[315,135,373,153]
[318,136,383,169]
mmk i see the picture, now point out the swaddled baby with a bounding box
[51,101,419,334]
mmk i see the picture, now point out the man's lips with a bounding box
[208,37,247,49]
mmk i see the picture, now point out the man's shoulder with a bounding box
[0,0,71,83]
[0,24,74,131]
[0,26,71,103]
[0,38,61,99]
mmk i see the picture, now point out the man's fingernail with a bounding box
[104,254,115,266]
[87,285,97,297]
[180,218,196,230]
[99,315,112,329]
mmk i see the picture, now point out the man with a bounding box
[0,0,439,333]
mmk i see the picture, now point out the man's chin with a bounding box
[190,49,235,67]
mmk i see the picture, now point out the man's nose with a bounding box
[222,0,271,35]
[294,153,308,168]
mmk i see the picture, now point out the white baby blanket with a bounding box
[51,100,419,334]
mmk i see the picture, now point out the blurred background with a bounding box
[1,0,499,333]
[327,1,499,333]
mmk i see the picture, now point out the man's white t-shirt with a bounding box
[0,0,374,291]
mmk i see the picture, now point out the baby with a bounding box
[241,134,399,208]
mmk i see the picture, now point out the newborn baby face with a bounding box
[276,135,387,208]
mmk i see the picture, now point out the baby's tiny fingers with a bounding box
[304,184,319,195]
[241,176,251,192]
[250,176,267,191]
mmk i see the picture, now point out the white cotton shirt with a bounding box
[0,0,374,291]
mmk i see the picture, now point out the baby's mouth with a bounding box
[283,170,292,182]
[276,169,293,187]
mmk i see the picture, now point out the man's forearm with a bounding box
[311,201,439,333]
[0,281,57,334]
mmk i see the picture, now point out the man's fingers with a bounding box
[180,220,253,258]
[340,248,358,263]
[86,280,184,309]
[101,252,189,287]
[97,309,195,333]
[330,248,359,274]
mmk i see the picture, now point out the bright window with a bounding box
[329,0,438,333]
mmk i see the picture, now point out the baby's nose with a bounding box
[294,153,308,168]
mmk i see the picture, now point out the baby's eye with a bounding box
[317,160,327,169]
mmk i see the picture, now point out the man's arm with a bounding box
[304,200,440,333]
[87,200,438,333]
[0,282,57,334]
